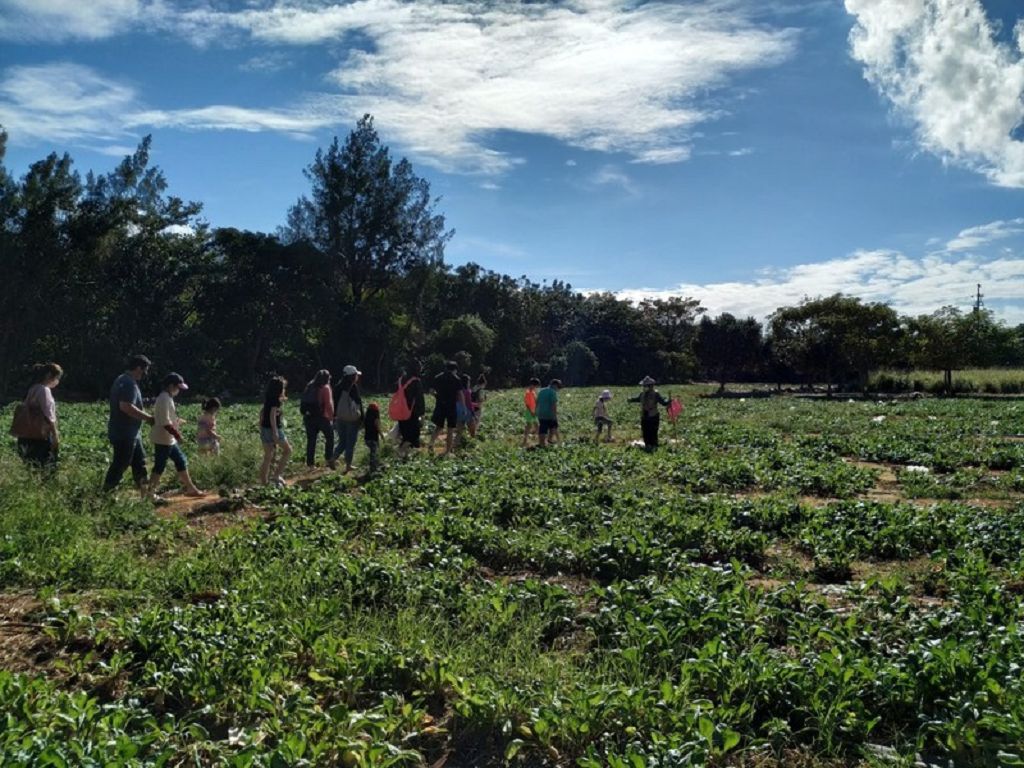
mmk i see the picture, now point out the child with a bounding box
[259,376,292,485]
[197,397,222,454]
[363,402,381,474]
[457,374,475,440]
[470,373,487,436]
[148,373,205,499]
[521,377,540,447]
[594,389,613,442]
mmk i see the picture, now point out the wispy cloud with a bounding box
[0,0,148,41]
[616,239,1024,324]
[239,52,294,74]
[945,218,1024,252]
[174,0,800,173]
[0,2,799,174]
[590,165,639,197]
[846,0,1024,188]
[0,63,138,145]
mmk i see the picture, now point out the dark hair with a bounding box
[263,376,286,408]
[528,377,541,386]
[202,397,221,411]
[312,369,331,387]
[446,360,459,372]
[476,373,487,385]
[127,354,152,371]
[549,379,563,388]
[407,359,423,376]
[32,362,63,383]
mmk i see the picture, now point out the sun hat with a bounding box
[600,389,613,400]
[342,364,361,377]
[163,372,188,390]
[640,376,656,386]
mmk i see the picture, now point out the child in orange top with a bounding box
[521,377,540,447]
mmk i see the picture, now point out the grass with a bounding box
[2,388,1024,766]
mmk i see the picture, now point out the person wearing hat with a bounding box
[103,354,156,494]
[332,364,364,473]
[629,376,670,451]
[593,389,614,443]
[148,373,205,499]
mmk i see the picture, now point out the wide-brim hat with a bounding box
[600,389,613,400]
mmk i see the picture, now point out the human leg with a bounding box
[103,439,133,490]
[260,444,276,484]
[321,419,335,467]
[303,417,318,466]
[274,439,293,480]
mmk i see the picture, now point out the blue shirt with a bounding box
[108,372,143,441]
[536,387,558,420]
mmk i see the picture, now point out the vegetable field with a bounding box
[2,390,1024,767]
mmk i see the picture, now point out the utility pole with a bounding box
[973,283,984,314]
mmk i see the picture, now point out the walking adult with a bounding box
[332,364,364,473]
[103,354,155,493]
[301,369,335,469]
[428,360,461,455]
[13,362,63,467]
[397,360,425,457]
[536,379,562,447]
[629,375,670,451]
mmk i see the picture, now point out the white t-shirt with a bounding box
[152,391,177,446]
[27,383,56,424]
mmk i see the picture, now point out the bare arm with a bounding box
[119,400,154,424]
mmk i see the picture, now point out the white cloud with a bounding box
[0,63,139,145]
[728,147,754,157]
[846,0,1024,187]
[945,218,1024,251]
[590,165,639,197]
[0,0,148,41]
[175,0,798,173]
[126,105,332,138]
[616,248,1024,324]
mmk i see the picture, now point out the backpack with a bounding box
[299,384,319,417]
[335,389,362,423]
[388,377,418,421]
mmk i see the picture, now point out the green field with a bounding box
[2,390,1024,767]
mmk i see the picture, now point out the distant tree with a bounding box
[770,294,901,394]
[562,340,599,386]
[908,307,1012,394]
[282,115,453,308]
[695,313,763,392]
[433,314,496,370]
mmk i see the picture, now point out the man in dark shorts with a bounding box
[428,360,461,455]
[398,360,426,456]
[536,379,562,447]
[103,354,156,493]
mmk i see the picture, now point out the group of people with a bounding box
[9,354,680,497]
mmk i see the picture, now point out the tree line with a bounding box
[2,116,1022,399]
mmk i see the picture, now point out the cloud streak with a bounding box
[846,0,1024,187]
[616,246,1024,324]
[0,1,798,175]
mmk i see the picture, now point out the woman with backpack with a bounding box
[392,360,424,458]
[332,365,364,473]
[12,362,63,468]
[300,369,335,469]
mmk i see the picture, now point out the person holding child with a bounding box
[148,373,205,499]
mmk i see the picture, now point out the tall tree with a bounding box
[282,115,453,307]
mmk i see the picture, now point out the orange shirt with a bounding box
[524,389,537,414]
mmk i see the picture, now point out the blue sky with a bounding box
[1,0,1023,323]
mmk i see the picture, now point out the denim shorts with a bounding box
[153,443,187,474]
[260,427,287,445]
